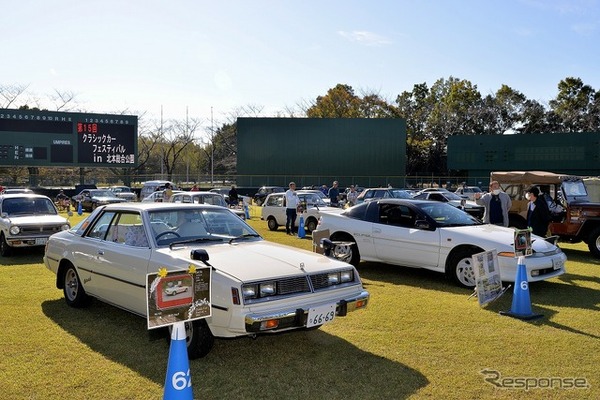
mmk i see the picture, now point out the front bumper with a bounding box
[6,236,50,248]
[244,289,369,333]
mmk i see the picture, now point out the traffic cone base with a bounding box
[297,216,306,238]
[500,257,543,320]
[163,322,193,400]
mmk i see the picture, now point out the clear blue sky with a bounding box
[2,0,599,125]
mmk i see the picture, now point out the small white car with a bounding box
[0,193,70,257]
[314,199,566,288]
[44,203,369,358]
[261,192,329,232]
[170,191,246,219]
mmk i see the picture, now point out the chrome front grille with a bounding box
[16,224,63,236]
[277,276,311,295]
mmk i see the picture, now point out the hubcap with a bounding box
[65,270,78,300]
[456,258,476,287]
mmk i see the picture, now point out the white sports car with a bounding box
[44,203,369,358]
[313,199,566,288]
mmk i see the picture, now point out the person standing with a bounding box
[328,181,340,207]
[163,183,173,202]
[285,182,300,235]
[346,185,358,207]
[474,181,512,227]
[525,186,551,237]
[228,185,239,206]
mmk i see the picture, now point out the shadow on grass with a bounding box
[42,299,427,399]
[0,248,45,266]
[357,261,600,340]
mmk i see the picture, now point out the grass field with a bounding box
[1,209,598,399]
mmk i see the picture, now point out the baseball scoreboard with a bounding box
[0,108,137,167]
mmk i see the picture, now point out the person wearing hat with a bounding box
[525,186,551,237]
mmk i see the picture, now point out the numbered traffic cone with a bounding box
[163,322,193,400]
[500,257,543,320]
[77,201,83,216]
[297,215,306,238]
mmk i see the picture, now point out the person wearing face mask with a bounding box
[525,186,551,237]
[474,181,512,226]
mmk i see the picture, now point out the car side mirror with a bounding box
[414,219,432,230]
[190,249,210,263]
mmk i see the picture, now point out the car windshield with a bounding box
[90,190,117,197]
[2,197,58,216]
[416,202,481,227]
[148,207,260,246]
[390,189,413,199]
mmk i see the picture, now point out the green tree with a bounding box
[306,84,362,118]
[549,77,596,132]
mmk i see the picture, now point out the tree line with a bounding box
[1,76,599,185]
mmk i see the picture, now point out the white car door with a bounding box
[77,210,152,316]
[371,204,441,268]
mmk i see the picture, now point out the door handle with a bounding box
[97,250,104,255]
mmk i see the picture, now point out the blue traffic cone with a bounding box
[77,201,83,216]
[244,204,250,219]
[500,257,543,320]
[297,215,306,238]
[163,322,193,400]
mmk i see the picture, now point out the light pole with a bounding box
[210,107,214,185]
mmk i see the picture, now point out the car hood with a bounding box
[92,196,125,201]
[163,241,349,282]
[441,224,558,253]
[6,214,68,224]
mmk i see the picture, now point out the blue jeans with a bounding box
[286,208,297,234]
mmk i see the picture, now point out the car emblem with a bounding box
[300,262,305,271]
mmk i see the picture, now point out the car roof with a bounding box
[0,193,50,199]
[101,202,225,211]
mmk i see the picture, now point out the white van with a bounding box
[140,180,176,201]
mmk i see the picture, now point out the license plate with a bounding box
[35,238,47,245]
[552,257,564,270]
[307,303,336,328]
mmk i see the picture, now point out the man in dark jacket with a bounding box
[526,186,551,237]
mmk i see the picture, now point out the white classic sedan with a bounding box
[313,199,566,288]
[0,193,70,257]
[44,203,369,358]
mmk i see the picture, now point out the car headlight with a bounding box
[260,282,276,296]
[242,284,257,299]
[340,269,354,282]
[61,224,70,231]
[10,226,20,235]
[328,269,354,285]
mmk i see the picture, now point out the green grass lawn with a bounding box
[1,210,598,399]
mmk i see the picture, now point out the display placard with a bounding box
[472,249,505,306]
[146,265,211,329]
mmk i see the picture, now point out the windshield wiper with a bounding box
[169,236,223,249]
[229,234,261,244]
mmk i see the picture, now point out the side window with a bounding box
[430,193,444,202]
[107,212,149,247]
[87,211,117,240]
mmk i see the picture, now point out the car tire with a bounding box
[587,226,600,258]
[330,233,360,267]
[0,233,12,257]
[306,217,317,233]
[63,264,91,308]
[168,319,215,359]
[267,217,279,231]
[446,248,479,288]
